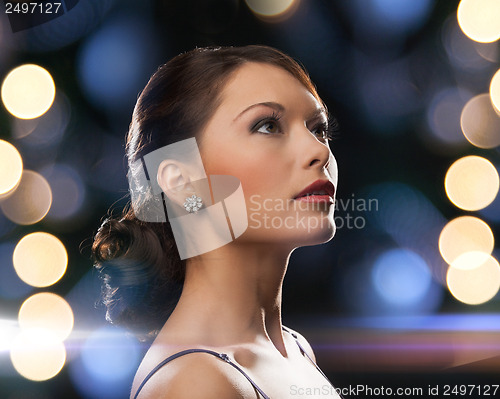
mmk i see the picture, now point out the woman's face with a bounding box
[199,62,337,249]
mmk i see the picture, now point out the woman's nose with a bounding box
[298,127,332,170]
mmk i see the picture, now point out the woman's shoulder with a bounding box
[130,324,316,398]
[131,348,245,399]
[131,325,282,399]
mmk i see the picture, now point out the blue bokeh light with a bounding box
[69,326,142,399]
[366,182,445,248]
[372,248,431,306]
[11,0,117,52]
[77,14,160,112]
[341,0,434,45]
[363,182,449,285]
[372,0,434,31]
[356,56,421,133]
[41,164,86,221]
[338,243,443,317]
[426,87,472,145]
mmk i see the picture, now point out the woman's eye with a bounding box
[256,120,281,134]
[312,124,328,140]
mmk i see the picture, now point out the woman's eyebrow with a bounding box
[307,107,328,122]
[233,101,285,122]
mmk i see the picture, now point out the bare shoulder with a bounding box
[284,325,317,362]
[131,351,246,399]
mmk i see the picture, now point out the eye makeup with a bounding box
[308,113,340,141]
[245,104,340,141]
[250,111,283,135]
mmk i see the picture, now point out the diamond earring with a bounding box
[184,194,203,213]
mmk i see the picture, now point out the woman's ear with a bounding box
[157,160,192,206]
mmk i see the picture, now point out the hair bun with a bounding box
[92,217,182,338]
[94,218,132,261]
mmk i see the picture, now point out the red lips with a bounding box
[293,179,335,202]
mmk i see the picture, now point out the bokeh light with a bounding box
[447,252,500,305]
[12,93,70,148]
[439,216,494,265]
[338,244,443,317]
[491,69,500,113]
[479,179,500,223]
[13,232,68,288]
[445,155,499,211]
[245,0,297,19]
[0,170,52,225]
[77,15,160,113]
[340,0,433,44]
[426,87,471,145]
[457,0,500,43]
[18,0,118,52]
[0,242,32,299]
[0,140,23,196]
[461,93,500,148]
[357,57,421,133]
[442,16,493,72]
[18,293,74,341]
[372,249,432,306]
[365,182,447,283]
[475,41,500,62]
[69,327,141,399]
[42,164,86,221]
[371,0,433,33]
[10,328,66,381]
[1,64,56,119]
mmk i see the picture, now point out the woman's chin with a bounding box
[300,221,336,247]
[285,213,336,247]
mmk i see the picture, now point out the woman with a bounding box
[93,45,341,399]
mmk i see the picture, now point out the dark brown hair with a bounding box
[92,45,323,338]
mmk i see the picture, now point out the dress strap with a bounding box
[281,326,335,388]
[132,348,270,399]
[134,326,334,399]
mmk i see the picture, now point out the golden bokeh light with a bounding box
[439,216,494,265]
[0,140,23,196]
[245,0,298,20]
[19,293,74,341]
[0,170,52,225]
[460,94,500,148]
[444,155,499,211]
[457,0,500,43]
[491,69,500,113]
[10,328,66,381]
[447,252,500,304]
[1,64,56,119]
[13,232,68,288]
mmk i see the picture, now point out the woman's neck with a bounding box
[162,242,292,357]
